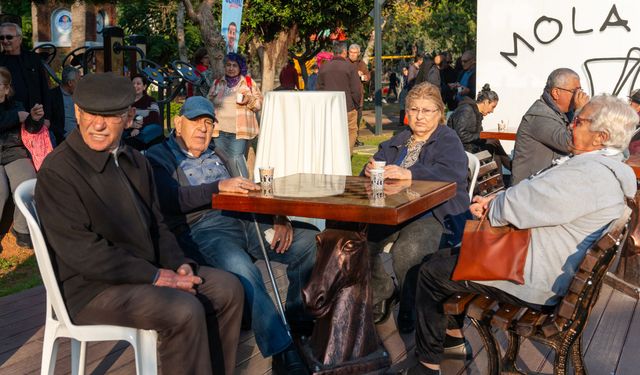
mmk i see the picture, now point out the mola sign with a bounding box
[477,0,639,140]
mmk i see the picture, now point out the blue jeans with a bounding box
[213,131,249,177]
[179,211,317,357]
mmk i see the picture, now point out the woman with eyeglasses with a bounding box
[360,82,470,334]
[0,67,44,251]
[208,53,262,177]
[447,84,512,171]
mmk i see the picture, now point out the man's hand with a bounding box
[30,104,44,122]
[384,165,412,180]
[18,111,29,123]
[154,267,202,294]
[363,157,377,177]
[271,215,293,253]
[469,195,497,218]
[573,89,590,111]
[219,177,260,194]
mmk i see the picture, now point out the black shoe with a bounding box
[373,284,400,324]
[272,344,309,375]
[354,139,365,147]
[11,228,32,249]
[397,309,415,334]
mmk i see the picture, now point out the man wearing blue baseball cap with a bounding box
[147,96,317,375]
[35,73,244,375]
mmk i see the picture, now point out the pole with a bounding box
[374,0,383,135]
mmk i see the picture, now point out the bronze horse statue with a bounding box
[301,227,383,369]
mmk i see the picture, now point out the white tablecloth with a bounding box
[254,91,352,181]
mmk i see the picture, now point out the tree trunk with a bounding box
[70,1,87,50]
[260,26,298,93]
[182,0,225,79]
[362,18,386,66]
[176,3,188,62]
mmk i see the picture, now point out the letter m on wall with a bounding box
[500,33,535,67]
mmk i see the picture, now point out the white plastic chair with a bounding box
[14,179,158,375]
[466,151,481,200]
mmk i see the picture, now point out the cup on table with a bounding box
[370,168,385,191]
[259,167,274,189]
[373,160,386,169]
[369,190,386,207]
[497,120,507,132]
[236,93,244,104]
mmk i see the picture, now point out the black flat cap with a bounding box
[630,89,640,104]
[73,72,136,115]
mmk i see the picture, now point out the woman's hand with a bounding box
[469,194,497,218]
[18,111,29,123]
[363,157,377,177]
[384,165,412,180]
[30,104,44,122]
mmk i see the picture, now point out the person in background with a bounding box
[49,66,80,145]
[36,73,243,375]
[306,64,319,91]
[439,51,458,110]
[189,47,211,97]
[0,23,51,123]
[402,94,637,375]
[124,74,163,150]
[447,84,511,171]
[415,54,440,88]
[387,71,399,101]
[627,89,640,154]
[317,42,362,155]
[208,53,262,177]
[277,59,299,90]
[361,82,469,333]
[512,68,589,184]
[399,65,410,125]
[0,67,44,250]
[448,50,476,104]
[348,43,370,147]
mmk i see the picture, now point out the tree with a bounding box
[181,0,226,79]
[425,0,477,54]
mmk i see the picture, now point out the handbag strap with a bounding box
[475,211,488,232]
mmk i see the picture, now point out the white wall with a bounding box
[477,0,640,135]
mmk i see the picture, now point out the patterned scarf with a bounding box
[400,136,427,168]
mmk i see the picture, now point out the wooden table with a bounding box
[480,129,517,141]
[212,173,456,374]
[212,173,456,224]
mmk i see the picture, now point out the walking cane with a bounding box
[236,157,292,336]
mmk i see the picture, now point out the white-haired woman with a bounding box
[404,94,638,375]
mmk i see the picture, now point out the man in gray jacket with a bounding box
[511,68,590,184]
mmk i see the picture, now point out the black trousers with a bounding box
[75,266,244,375]
[415,254,542,364]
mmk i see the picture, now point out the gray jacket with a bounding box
[480,151,636,305]
[511,96,571,184]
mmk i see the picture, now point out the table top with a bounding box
[626,154,640,179]
[480,129,517,141]
[212,173,457,225]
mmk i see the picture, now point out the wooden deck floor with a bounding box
[1,259,639,375]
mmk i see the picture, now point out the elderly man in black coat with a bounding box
[35,73,243,375]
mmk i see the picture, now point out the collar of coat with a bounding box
[388,125,445,149]
[66,130,139,173]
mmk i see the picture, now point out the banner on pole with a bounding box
[221,0,244,53]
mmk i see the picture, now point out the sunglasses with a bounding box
[0,35,16,41]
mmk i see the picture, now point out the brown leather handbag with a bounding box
[452,213,531,285]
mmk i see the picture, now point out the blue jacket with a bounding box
[362,126,470,243]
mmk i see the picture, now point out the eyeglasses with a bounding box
[0,35,16,41]
[572,116,592,128]
[80,110,128,126]
[556,86,582,95]
[408,107,439,116]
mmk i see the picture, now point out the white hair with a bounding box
[586,94,639,150]
[348,44,361,52]
[0,22,22,37]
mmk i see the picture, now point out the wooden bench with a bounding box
[473,150,505,197]
[443,205,631,374]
